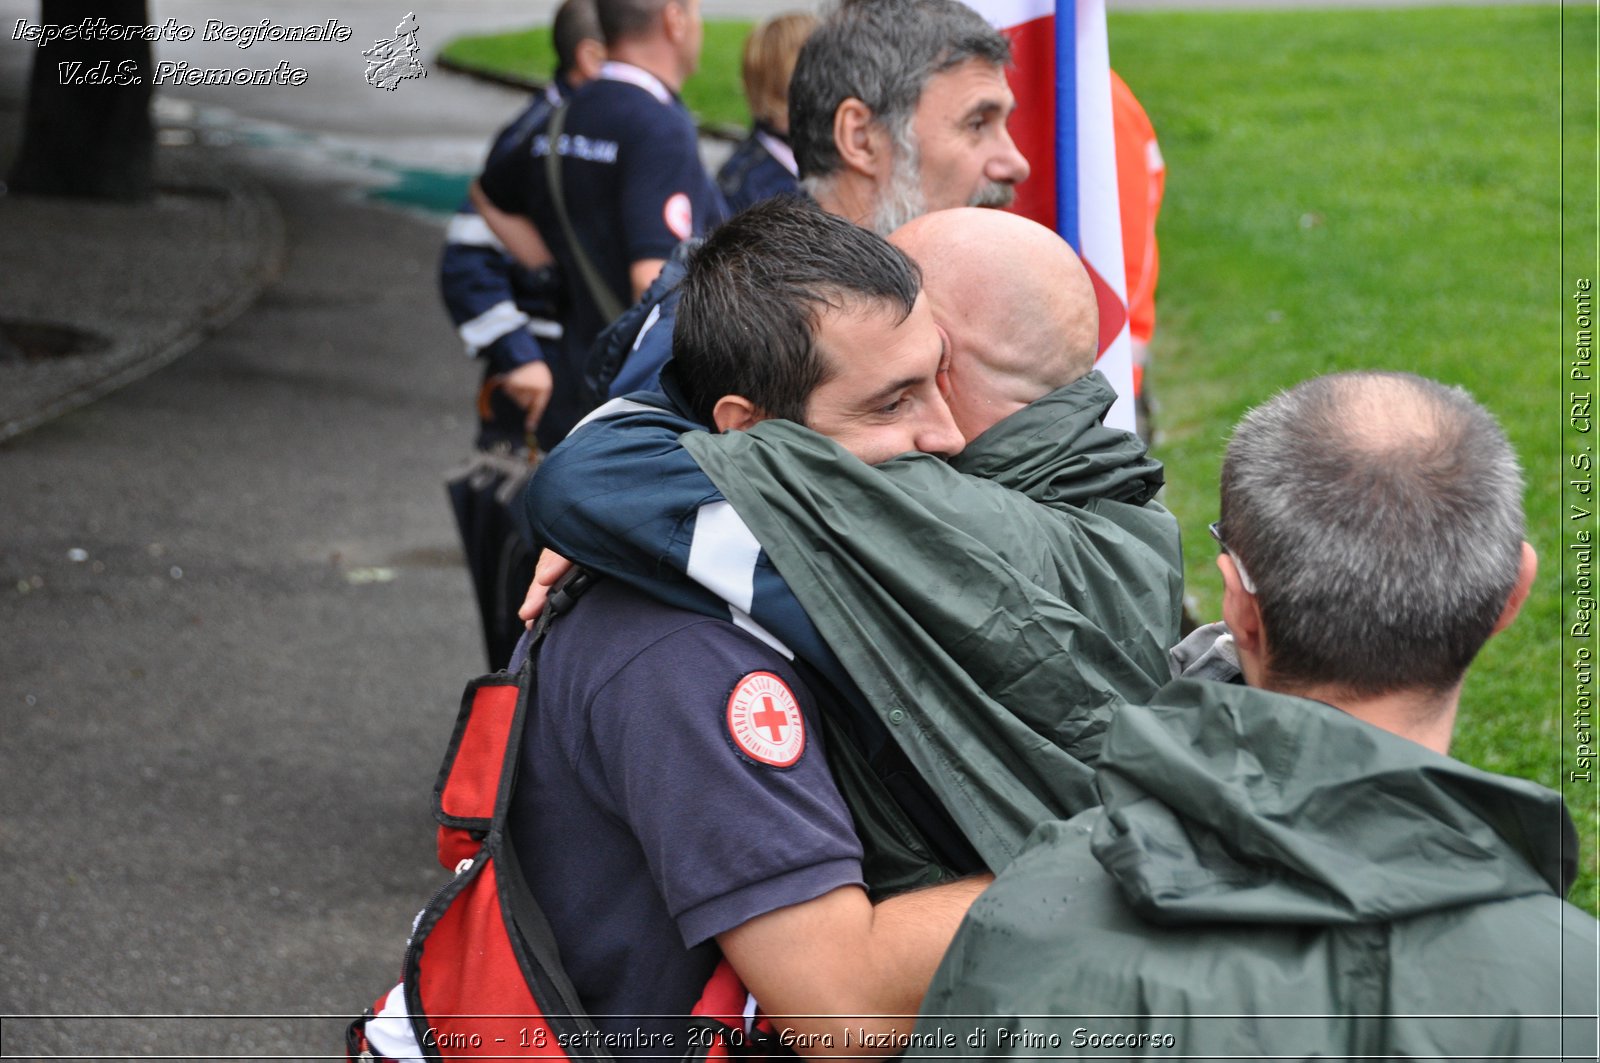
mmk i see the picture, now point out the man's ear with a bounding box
[1218,554,1264,659]
[833,98,889,179]
[712,395,766,433]
[662,0,688,43]
[933,323,954,401]
[1491,541,1538,636]
[573,39,606,83]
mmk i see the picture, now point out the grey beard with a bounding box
[969,180,1015,209]
[869,145,926,235]
[868,137,1017,235]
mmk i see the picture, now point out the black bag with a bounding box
[445,444,539,671]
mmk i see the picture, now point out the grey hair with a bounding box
[1219,371,1526,697]
[861,119,925,235]
[789,0,1010,183]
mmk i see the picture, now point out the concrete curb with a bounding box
[0,150,285,444]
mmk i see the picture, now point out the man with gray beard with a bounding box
[788,0,1029,234]
[591,0,1032,399]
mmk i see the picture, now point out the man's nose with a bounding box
[917,395,967,458]
[990,128,1031,186]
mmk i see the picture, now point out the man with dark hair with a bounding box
[592,0,1030,402]
[523,202,1183,891]
[911,371,1598,1058]
[670,196,920,428]
[497,197,982,1060]
[471,0,725,448]
[670,199,965,463]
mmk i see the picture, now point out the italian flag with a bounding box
[969,0,1136,432]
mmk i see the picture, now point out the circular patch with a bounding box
[726,671,805,768]
[663,192,693,241]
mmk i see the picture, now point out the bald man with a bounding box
[520,205,1184,880]
[892,207,1098,439]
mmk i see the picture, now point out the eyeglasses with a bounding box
[1208,521,1258,594]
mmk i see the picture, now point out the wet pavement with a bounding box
[0,3,554,1057]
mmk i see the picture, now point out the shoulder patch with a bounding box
[663,192,693,241]
[726,670,805,768]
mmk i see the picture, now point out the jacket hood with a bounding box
[954,371,1165,509]
[1091,679,1577,926]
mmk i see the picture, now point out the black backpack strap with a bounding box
[507,565,601,673]
[543,103,627,325]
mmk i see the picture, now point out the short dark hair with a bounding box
[1219,371,1526,697]
[789,0,1011,181]
[553,0,602,77]
[596,0,669,47]
[673,196,922,426]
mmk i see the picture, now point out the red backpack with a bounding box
[347,572,776,1061]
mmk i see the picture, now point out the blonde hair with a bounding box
[742,11,818,131]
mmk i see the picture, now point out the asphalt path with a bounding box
[1,187,487,1059]
[0,3,532,1057]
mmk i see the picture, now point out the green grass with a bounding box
[1113,5,1596,913]
[437,21,754,129]
[442,7,1598,915]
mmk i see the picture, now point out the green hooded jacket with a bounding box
[913,678,1599,1060]
[681,372,1184,873]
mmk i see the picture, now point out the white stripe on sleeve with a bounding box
[458,299,532,354]
[687,501,793,658]
[445,213,505,249]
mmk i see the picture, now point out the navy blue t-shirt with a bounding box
[510,578,864,1056]
[479,63,726,448]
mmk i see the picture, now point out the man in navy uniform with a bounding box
[439,0,604,452]
[473,0,725,449]
[439,0,605,670]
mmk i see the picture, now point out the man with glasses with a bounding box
[912,371,1596,1058]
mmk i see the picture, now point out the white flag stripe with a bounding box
[970,0,1052,27]
[1073,0,1136,431]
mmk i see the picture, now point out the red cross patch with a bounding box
[663,192,693,241]
[726,671,805,768]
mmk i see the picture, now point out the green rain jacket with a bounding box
[913,678,1599,1060]
[682,372,1184,872]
